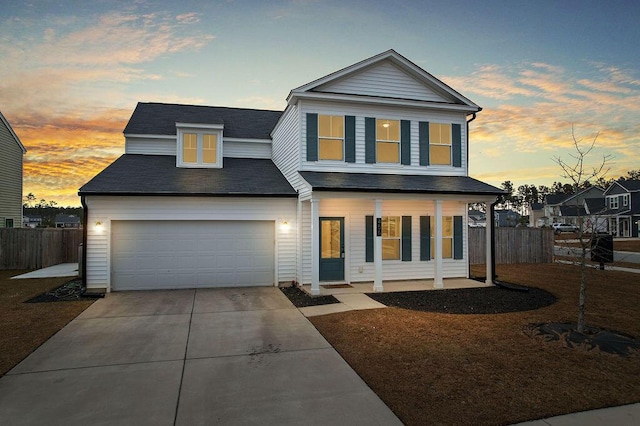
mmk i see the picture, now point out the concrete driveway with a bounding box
[0,287,400,425]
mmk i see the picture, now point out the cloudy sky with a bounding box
[2,0,639,206]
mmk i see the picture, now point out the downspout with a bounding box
[466,113,477,174]
[80,195,88,290]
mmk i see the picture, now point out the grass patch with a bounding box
[0,270,95,376]
[309,263,640,425]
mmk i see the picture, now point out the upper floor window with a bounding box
[429,123,452,165]
[609,196,619,209]
[376,119,400,163]
[318,115,344,160]
[177,124,223,168]
[622,194,629,207]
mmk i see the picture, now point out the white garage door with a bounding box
[111,221,275,291]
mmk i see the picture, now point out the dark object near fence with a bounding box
[591,233,613,269]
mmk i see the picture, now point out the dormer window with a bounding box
[176,123,223,168]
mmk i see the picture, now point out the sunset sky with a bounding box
[2,0,639,207]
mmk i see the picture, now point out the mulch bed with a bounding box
[25,278,104,303]
[367,286,557,314]
[280,285,340,307]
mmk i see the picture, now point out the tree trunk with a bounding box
[577,245,587,333]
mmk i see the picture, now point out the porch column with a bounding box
[373,199,383,292]
[434,200,444,289]
[485,208,493,283]
[311,198,320,295]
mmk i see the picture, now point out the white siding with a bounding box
[314,61,451,103]
[299,100,468,176]
[272,105,305,191]
[0,117,24,227]
[223,140,271,159]
[126,136,176,156]
[85,196,297,290]
[300,197,468,284]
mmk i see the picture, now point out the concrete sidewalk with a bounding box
[0,287,401,425]
[11,263,78,279]
[513,403,640,425]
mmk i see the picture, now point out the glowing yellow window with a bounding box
[318,115,344,160]
[430,216,453,259]
[382,216,401,260]
[203,134,217,164]
[376,119,400,163]
[183,133,197,163]
[430,123,452,165]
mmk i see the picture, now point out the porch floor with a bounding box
[301,278,492,297]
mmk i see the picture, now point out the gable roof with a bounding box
[123,103,282,139]
[298,171,503,196]
[617,179,640,192]
[0,111,27,153]
[79,155,297,197]
[287,50,480,112]
[545,194,569,205]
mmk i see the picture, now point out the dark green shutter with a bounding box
[365,215,374,262]
[420,216,431,261]
[401,120,411,165]
[452,123,462,167]
[365,117,376,164]
[453,215,463,259]
[402,216,412,261]
[419,122,429,166]
[345,116,356,163]
[306,113,318,161]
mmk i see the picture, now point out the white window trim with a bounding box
[376,118,400,164]
[609,196,619,209]
[430,215,453,260]
[176,123,224,168]
[381,216,401,261]
[622,194,629,207]
[429,122,453,166]
[318,115,345,162]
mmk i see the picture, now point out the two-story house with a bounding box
[542,186,605,228]
[604,179,640,237]
[80,50,503,294]
[0,111,27,228]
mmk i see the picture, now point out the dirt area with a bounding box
[309,263,640,426]
[0,270,95,376]
[280,285,339,307]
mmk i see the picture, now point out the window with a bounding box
[5,219,13,228]
[376,119,400,163]
[622,194,629,207]
[430,216,453,259]
[318,115,344,160]
[610,196,619,209]
[429,123,452,165]
[381,216,401,260]
[177,125,223,168]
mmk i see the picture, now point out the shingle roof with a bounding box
[618,179,640,191]
[559,205,587,217]
[298,172,504,195]
[123,102,283,139]
[545,194,569,205]
[79,155,297,197]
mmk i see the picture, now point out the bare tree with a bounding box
[553,126,612,333]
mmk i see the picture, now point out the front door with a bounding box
[319,217,344,281]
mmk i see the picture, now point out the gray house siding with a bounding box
[0,113,25,228]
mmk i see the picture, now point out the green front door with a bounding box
[319,217,344,281]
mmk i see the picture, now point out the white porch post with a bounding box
[373,199,383,292]
[311,198,320,295]
[434,200,444,289]
[485,208,493,284]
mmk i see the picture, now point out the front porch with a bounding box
[301,277,491,297]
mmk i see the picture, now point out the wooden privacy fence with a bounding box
[0,228,83,270]
[468,227,554,264]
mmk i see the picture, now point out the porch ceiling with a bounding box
[299,171,504,196]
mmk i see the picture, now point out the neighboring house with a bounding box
[468,209,486,227]
[582,198,609,233]
[603,179,640,238]
[80,50,503,294]
[23,215,42,228]
[55,214,81,228]
[542,186,605,227]
[494,209,520,227]
[529,202,545,227]
[0,111,27,228]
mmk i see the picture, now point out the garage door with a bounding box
[111,221,275,290]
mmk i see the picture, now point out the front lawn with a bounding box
[309,263,640,426]
[0,270,95,376]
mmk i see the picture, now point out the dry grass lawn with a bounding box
[310,263,640,426]
[0,270,95,376]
